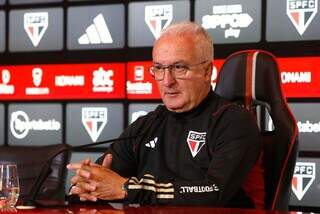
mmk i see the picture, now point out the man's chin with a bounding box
[164,102,184,112]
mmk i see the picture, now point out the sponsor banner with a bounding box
[278,56,320,98]
[289,103,320,151]
[67,5,124,50]
[195,0,261,44]
[0,63,125,100]
[0,104,4,145]
[128,103,161,125]
[128,1,190,47]
[8,103,62,146]
[126,61,160,99]
[267,0,320,41]
[66,103,123,146]
[9,8,63,52]
[0,11,4,53]
[290,158,320,207]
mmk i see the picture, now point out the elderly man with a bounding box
[68,22,264,208]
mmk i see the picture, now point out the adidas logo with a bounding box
[78,13,113,45]
[145,137,158,148]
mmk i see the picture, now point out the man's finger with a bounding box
[77,169,91,179]
[76,180,97,192]
[70,185,87,195]
[102,154,113,168]
[79,193,97,202]
[82,158,92,165]
[67,162,84,170]
[70,175,81,185]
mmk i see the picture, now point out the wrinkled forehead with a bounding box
[152,35,199,63]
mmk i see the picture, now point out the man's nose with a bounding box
[162,69,176,86]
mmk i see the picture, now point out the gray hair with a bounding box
[158,21,214,61]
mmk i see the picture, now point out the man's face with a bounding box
[152,35,212,113]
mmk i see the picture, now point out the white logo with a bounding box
[131,110,148,124]
[82,107,107,142]
[210,66,218,90]
[127,65,153,95]
[25,67,49,95]
[92,67,114,93]
[32,67,42,87]
[78,14,113,45]
[55,75,85,87]
[10,110,61,139]
[281,71,312,84]
[297,120,320,133]
[287,0,318,35]
[145,137,158,148]
[202,4,253,38]
[24,12,48,47]
[145,5,173,39]
[134,66,144,81]
[292,162,315,200]
[0,69,15,95]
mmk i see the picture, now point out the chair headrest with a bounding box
[215,50,284,110]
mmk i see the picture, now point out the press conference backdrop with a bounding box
[0,0,319,211]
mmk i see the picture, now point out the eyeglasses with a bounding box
[149,60,209,81]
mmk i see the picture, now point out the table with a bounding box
[0,203,296,214]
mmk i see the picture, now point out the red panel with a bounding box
[126,61,160,100]
[0,63,125,100]
[277,57,320,98]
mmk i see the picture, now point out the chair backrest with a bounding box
[214,50,299,210]
[0,144,70,203]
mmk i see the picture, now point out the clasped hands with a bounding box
[67,154,127,202]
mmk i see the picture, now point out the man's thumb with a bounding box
[102,153,112,168]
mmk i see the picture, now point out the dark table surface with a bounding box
[0,203,301,214]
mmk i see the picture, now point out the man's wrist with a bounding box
[121,178,130,199]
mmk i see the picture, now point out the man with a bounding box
[67,22,264,208]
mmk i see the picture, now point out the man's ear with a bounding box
[204,61,213,81]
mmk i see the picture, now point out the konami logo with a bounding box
[281,71,311,84]
[297,120,320,133]
[55,75,85,87]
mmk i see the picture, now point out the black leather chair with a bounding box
[0,144,70,204]
[214,50,299,210]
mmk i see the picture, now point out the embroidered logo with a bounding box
[186,131,206,157]
[145,137,158,148]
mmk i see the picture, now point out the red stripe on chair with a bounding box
[245,52,254,111]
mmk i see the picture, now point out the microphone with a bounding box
[22,105,165,208]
